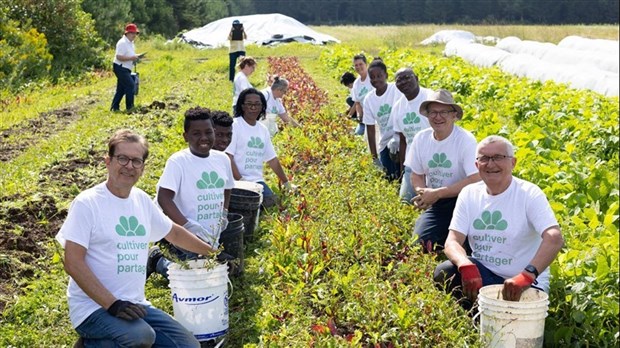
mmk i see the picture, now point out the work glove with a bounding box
[458,263,483,301]
[107,300,147,321]
[387,137,400,154]
[283,181,299,194]
[372,157,383,169]
[502,272,535,301]
[183,220,217,248]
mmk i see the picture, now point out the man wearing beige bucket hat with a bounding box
[404,89,480,252]
[434,135,564,306]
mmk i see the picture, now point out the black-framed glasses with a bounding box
[428,110,456,118]
[114,155,145,168]
[476,155,512,164]
[243,102,262,109]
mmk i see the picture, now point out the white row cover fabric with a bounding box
[180,13,339,48]
[496,36,618,74]
[558,35,619,55]
[444,39,511,68]
[421,30,498,46]
[441,33,619,97]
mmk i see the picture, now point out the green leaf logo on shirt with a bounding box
[358,86,369,98]
[115,216,146,236]
[403,112,420,125]
[473,210,508,231]
[377,104,392,118]
[270,106,278,113]
[428,153,452,168]
[196,171,225,189]
[248,137,265,149]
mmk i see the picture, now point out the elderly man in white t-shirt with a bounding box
[434,135,564,308]
[404,89,480,251]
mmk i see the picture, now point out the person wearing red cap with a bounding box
[111,23,144,112]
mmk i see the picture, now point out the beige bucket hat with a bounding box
[419,89,464,120]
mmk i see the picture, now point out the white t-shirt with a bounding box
[261,88,286,115]
[362,83,402,152]
[351,75,374,103]
[55,183,172,328]
[232,72,252,107]
[156,149,234,241]
[405,125,478,188]
[225,117,277,182]
[113,35,136,70]
[449,178,559,291]
[392,87,433,158]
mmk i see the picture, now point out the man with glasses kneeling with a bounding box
[404,89,480,252]
[56,129,219,347]
[434,135,564,309]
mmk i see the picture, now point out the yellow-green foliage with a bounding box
[0,15,52,92]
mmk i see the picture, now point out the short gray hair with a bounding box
[477,135,515,157]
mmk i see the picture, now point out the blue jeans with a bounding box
[257,181,276,208]
[379,147,400,181]
[229,51,246,81]
[75,306,199,347]
[399,167,416,203]
[111,63,135,111]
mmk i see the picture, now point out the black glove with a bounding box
[217,251,236,262]
[107,300,147,320]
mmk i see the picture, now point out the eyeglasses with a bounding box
[476,155,512,164]
[114,155,145,168]
[428,110,456,118]
[243,102,262,109]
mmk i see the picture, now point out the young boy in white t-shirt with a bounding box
[150,107,235,279]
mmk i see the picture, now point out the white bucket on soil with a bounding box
[168,262,231,342]
[477,284,549,348]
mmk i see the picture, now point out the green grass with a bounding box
[0,24,618,347]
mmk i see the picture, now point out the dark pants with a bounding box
[413,197,458,251]
[433,257,544,310]
[346,96,357,119]
[379,147,400,181]
[229,51,246,81]
[111,63,135,111]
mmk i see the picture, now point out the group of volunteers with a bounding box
[341,53,564,310]
[57,21,564,346]
[59,21,302,347]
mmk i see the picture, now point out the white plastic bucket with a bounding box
[168,262,231,342]
[260,113,279,137]
[477,284,549,348]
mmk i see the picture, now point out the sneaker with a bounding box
[146,245,163,279]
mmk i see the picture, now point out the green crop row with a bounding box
[320,45,619,346]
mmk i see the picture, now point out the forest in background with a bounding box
[1,0,618,95]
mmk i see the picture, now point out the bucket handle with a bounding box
[227,278,234,299]
[472,309,481,331]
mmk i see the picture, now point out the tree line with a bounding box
[0,0,617,94]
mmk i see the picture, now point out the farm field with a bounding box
[0,24,618,347]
